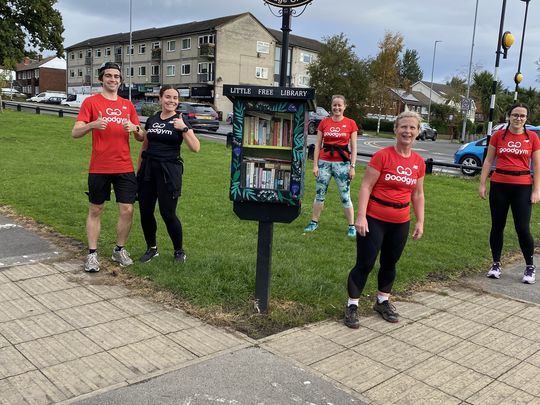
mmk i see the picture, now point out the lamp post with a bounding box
[128,0,132,101]
[484,0,513,160]
[513,0,531,101]
[460,0,479,143]
[427,40,442,125]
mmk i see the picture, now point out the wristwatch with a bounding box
[135,125,141,133]
[181,126,190,133]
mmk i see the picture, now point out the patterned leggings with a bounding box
[314,160,353,208]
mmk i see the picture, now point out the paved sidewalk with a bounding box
[1,257,540,404]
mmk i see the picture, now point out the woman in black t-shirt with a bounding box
[137,85,200,263]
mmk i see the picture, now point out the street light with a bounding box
[513,0,531,101]
[460,0,479,143]
[427,40,442,125]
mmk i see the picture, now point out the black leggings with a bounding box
[347,216,410,298]
[489,181,534,265]
[138,160,183,251]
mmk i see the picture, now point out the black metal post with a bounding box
[254,6,292,314]
[278,8,291,87]
[255,221,273,313]
[484,0,507,160]
[513,0,530,101]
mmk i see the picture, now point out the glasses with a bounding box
[510,114,527,119]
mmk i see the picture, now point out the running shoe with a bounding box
[486,262,501,279]
[373,299,399,323]
[347,225,356,238]
[174,250,187,263]
[344,304,360,329]
[84,252,100,272]
[139,247,159,263]
[304,221,318,232]
[522,265,536,284]
[111,247,133,267]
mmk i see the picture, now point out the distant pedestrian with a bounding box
[72,62,143,272]
[137,85,200,264]
[479,102,540,284]
[344,111,425,329]
[303,95,358,237]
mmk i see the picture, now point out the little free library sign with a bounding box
[263,0,312,7]
[223,85,314,100]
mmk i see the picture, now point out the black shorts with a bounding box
[87,173,137,205]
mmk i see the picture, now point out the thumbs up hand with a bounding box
[94,111,108,130]
[123,113,134,133]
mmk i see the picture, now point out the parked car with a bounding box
[176,102,219,132]
[61,94,91,108]
[454,125,540,176]
[226,111,233,124]
[307,106,330,134]
[27,91,67,103]
[41,96,67,105]
[416,123,437,141]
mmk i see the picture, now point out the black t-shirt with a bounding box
[144,112,191,160]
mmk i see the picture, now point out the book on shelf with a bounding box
[243,111,293,147]
[241,158,292,190]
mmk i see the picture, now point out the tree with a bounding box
[399,49,423,88]
[0,0,64,69]
[471,70,504,125]
[307,33,370,123]
[369,31,404,133]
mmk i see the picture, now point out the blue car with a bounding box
[454,125,540,176]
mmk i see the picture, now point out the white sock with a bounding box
[348,298,359,307]
[377,295,389,304]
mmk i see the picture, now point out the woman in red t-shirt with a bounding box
[479,103,540,284]
[303,95,358,237]
[344,111,425,328]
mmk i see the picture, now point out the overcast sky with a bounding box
[53,0,540,90]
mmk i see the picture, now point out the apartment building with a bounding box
[64,12,321,117]
[15,56,67,96]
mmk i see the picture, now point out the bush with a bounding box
[142,103,161,117]
[359,117,394,132]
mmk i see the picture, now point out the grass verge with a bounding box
[1,110,538,338]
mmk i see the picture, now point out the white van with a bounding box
[61,94,91,108]
[27,91,67,103]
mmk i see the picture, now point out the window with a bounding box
[95,49,101,57]
[151,65,160,75]
[116,47,122,55]
[181,64,191,75]
[167,40,176,52]
[301,52,313,64]
[257,41,270,54]
[152,41,160,49]
[255,67,269,79]
[105,47,111,56]
[86,50,92,58]
[138,44,146,54]
[297,75,310,86]
[70,52,74,60]
[126,67,134,77]
[69,69,75,78]
[126,45,134,55]
[86,67,91,75]
[138,66,146,76]
[77,69,83,77]
[181,38,191,50]
[94,68,99,77]
[78,51,83,59]
[198,34,215,47]
[166,65,175,76]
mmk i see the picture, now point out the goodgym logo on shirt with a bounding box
[325,126,344,138]
[101,108,127,124]
[385,165,417,185]
[149,122,173,136]
[499,140,528,155]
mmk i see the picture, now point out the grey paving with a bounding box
[2,215,540,404]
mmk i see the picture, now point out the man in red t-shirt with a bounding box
[72,62,144,272]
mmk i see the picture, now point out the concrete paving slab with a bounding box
[135,309,201,334]
[501,362,540,397]
[0,345,36,378]
[55,301,131,329]
[0,296,49,322]
[387,321,463,354]
[0,312,74,344]
[2,262,59,281]
[34,286,102,311]
[466,380,536,405]
[73,347,365,405]
[0,370,67,404]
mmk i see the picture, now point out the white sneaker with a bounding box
[522,265,536,284]
[111,247,133,267]
[486,262,501,279]
[84,252,100,272]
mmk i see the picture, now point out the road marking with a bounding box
[0,224,22,230]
